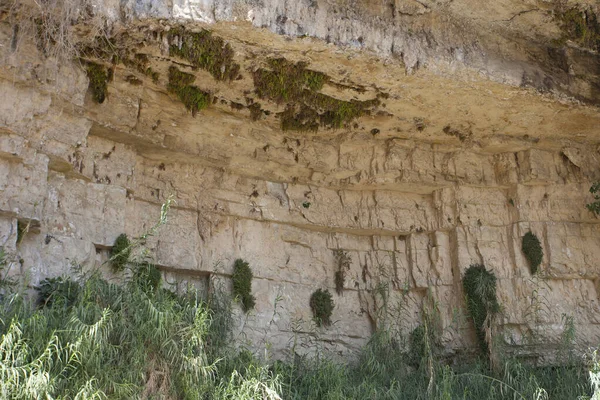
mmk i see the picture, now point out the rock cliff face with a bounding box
[1,0,600,361]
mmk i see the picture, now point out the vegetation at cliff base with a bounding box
[0,250,596,399]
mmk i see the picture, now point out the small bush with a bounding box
[110,233,131,272]
[35,276,80,308]
[522,231,543,274]
[462,264,500,357]
[133,263,161,293]
[310,288,334,327]
[232,259,256,313]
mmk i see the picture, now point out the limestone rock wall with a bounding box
[1,1,600,361]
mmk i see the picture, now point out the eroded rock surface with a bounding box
[1,0,600,361]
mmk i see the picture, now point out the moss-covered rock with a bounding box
[167,66,211,116]
[253,58,379,131]
[168,27,241,81]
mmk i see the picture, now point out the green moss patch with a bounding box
[253,58,379,131]
[522,231,543,275]
[167,66,211,116]
[168,27,241,81]
[310,288,334,327]
[232,259,256,313]
[556,7,600,51]
[462,264,500,358]
[86,62,108,104]
[253,58,328,103]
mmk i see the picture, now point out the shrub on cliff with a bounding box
[310,288,334,327]
[522,231,543,274]
[110,233,131,272]
[462,264,500,358]
[232,259,256,312]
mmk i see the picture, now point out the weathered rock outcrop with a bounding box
[1,0,600,361]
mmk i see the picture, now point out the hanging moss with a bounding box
[310,288,334,327]
[556,7,600,51]
[86,62,108,104]
[253,58,379,131]
[232,259,256,313]
[110,233,131,272]
[462,264,500,357]
[168,27,241,81]
[522,231,543,275]
[253,58,328,103]
[167,66,211,116]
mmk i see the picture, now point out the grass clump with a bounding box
[309,288,334,327]
[462,264,500,358]
[86,62,108,104]
[522,231,543,274]
[168,27,241,81]
[167,66,211,116]
[232,259,256,313]
[110,233,130,272]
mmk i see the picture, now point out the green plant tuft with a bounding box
[586,181,600,215]
[167,66,211,116]
[462,264,500,358]
[232,259,256,313]
[168,27,241,81]
[86,62,108,104]
[522,231,543,275]
[133,263,162,293]
[333,250,351,296]
[110,233,131,272]
[310,288,334,327]
[35,276,80,308]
